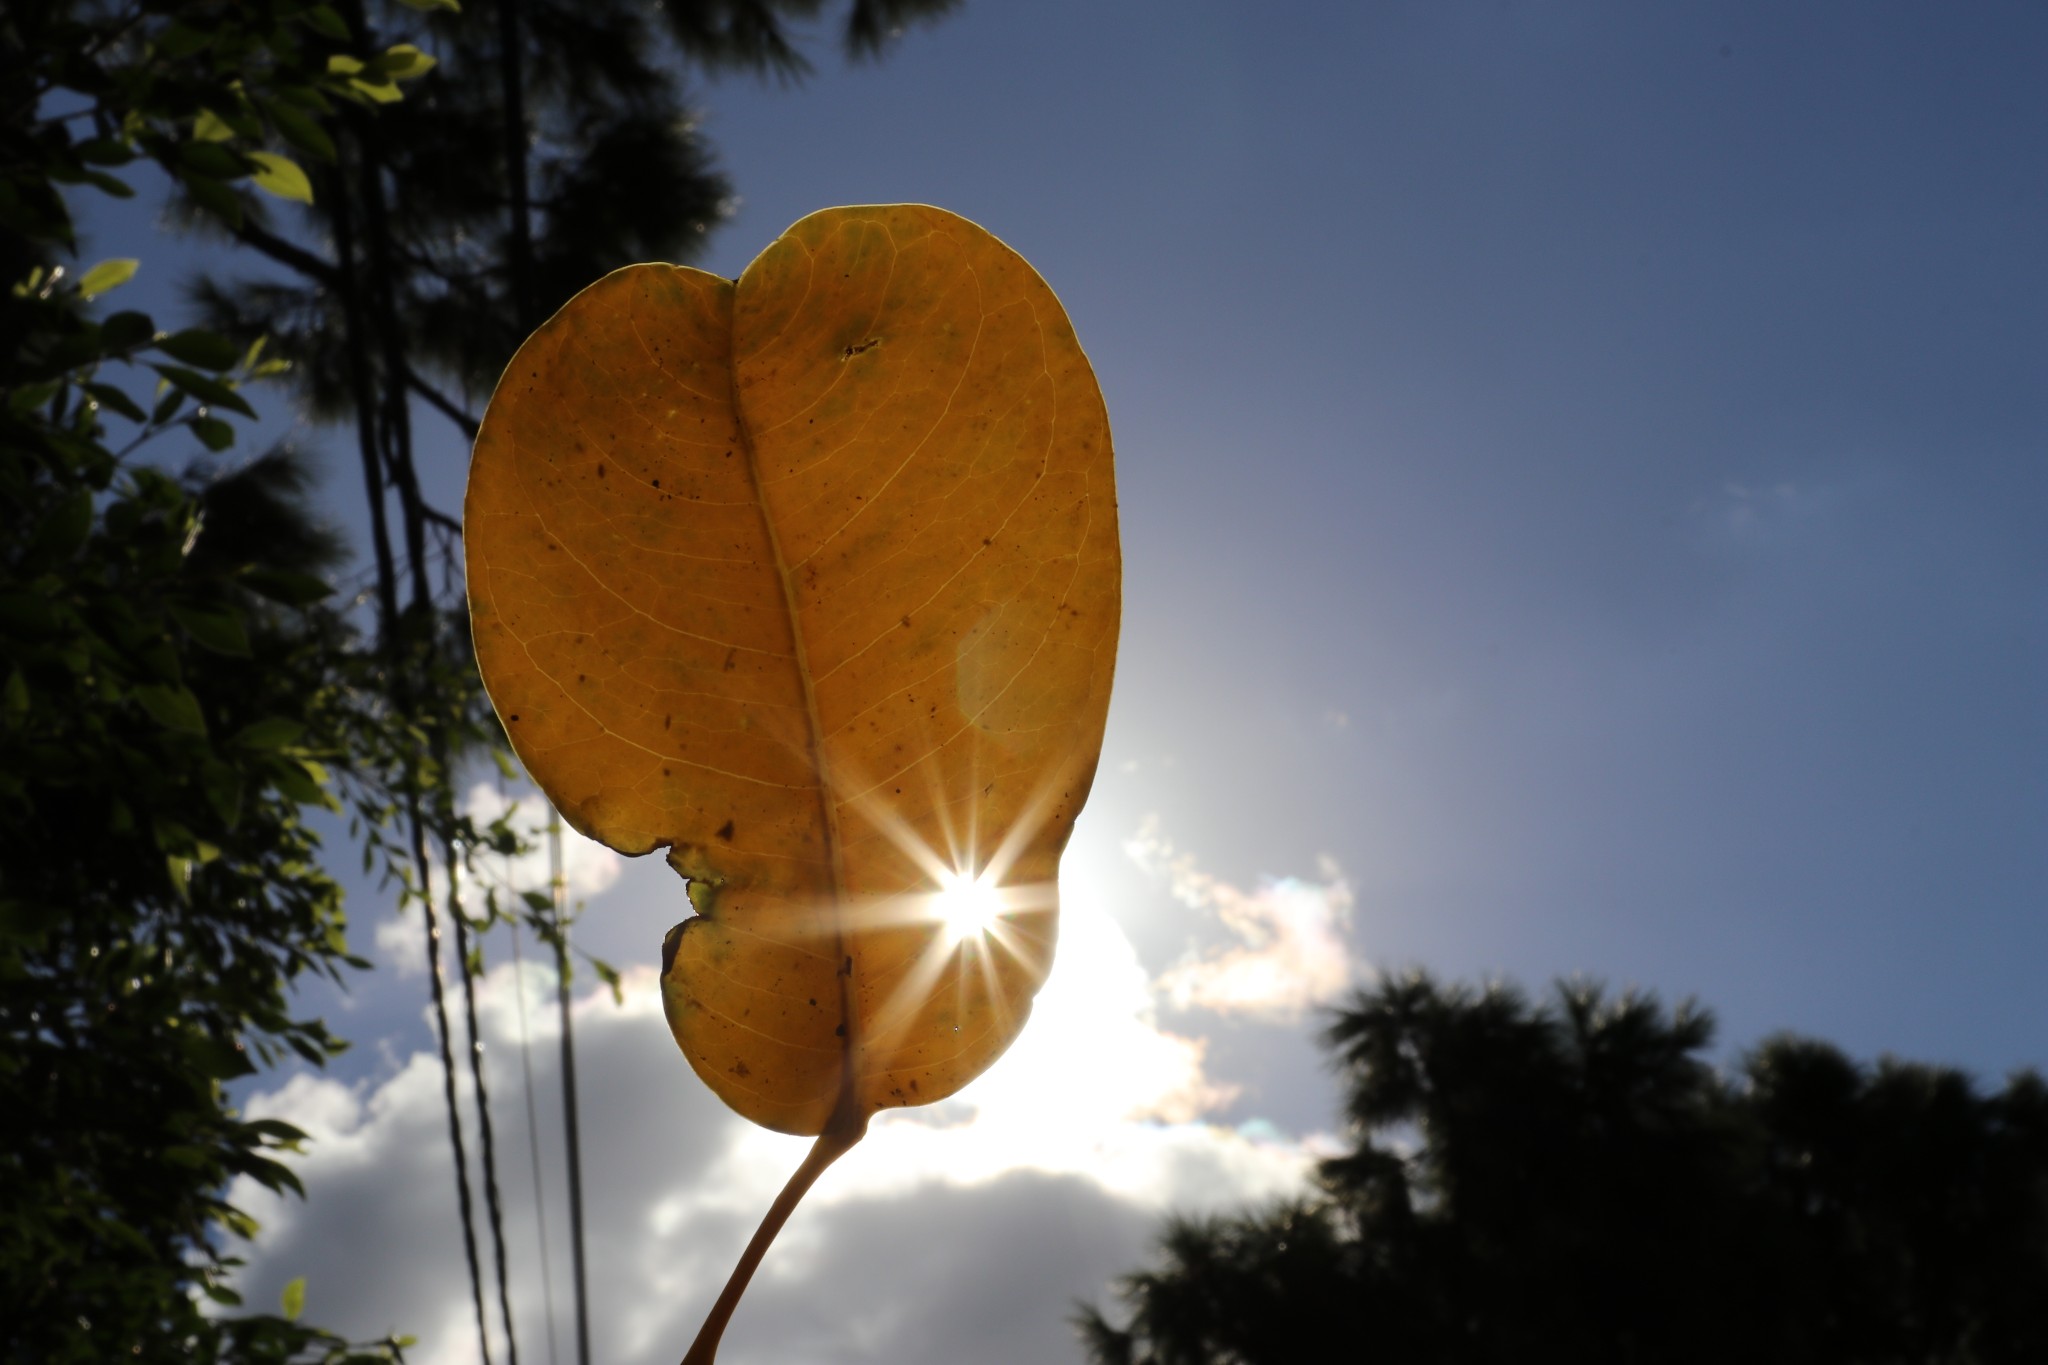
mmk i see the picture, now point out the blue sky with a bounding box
[78,2,2047,1361]
[671,0,2046,1071]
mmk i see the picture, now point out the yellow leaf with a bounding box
[193,109,235,142]
[380,43,437,80]
[347,77,403,104]
[246,152,313,204]
[466,205,1119,1357]
[77,258,139,299]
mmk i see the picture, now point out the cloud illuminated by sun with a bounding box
[1125,816,1356,1022]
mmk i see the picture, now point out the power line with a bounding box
[406,812,494,1365]
[509,919,562,1365]
[550,810,594,1365]
[446,842,521,1365]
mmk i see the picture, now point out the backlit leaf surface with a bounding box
[465,205,1119,1145]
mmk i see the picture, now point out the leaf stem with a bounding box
[679,1104,869,1365]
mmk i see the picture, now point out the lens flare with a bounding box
[933,868,1006,945]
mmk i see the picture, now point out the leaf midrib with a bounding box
[721,273,863,1124]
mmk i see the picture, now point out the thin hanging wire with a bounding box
[491,0,588,1348]
[445,840,521,1365]
[550,810,594,1365]
[407,814,495,1365]
[330,100,491,1362]
[508,917,562,1365]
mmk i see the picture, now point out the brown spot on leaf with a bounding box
[461,206,1120,1141]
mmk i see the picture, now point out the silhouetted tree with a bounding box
[1081,972,2048,1365]
[7,5,471,1360]
[6,4,957,1361]
[175,7,956,1361]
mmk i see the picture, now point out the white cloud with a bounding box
[375,782,623,975]
[229,877,1316,1365]
[1126,816,1358,1022]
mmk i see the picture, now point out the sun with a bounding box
[933,868,1006,945]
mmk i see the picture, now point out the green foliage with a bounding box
[3,3,958,1359]
[1,0,442,274]
[0,3,433,1360]
[1083,973,2048,1365]
[187,0,961,426]
[0,305,408,1364]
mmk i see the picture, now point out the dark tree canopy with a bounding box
[4,2,959,1361]
[1083,973,2048,1365]
[193,0,961,430]
[3,6,433,1360]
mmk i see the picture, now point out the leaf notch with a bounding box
[465,204,1120,1360]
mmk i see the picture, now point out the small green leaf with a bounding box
[7,382,59,417]
[101,310,155,352]
[281,1276,307,1322]
[267,102,338,163]
[230,717,307,750]
[135,683,208,735]
[248,1117,310,1143]
[83,382,147,422]
[272,760,327,806]
[380,43,438,80]
[81,169,136,199]
[156,20,214,59]
[151,387,188,425]
[185,1032,257,1080]
[275,82,337,114]
[150,364,256,418]
[325,54,365,75]
[303,3,351,39]
[156,328,243,370]
[192,415,236,451]
[177,140,247,178]
[76,137,135,166]
[169,603,251,656]
[2,669,28,728]
[202,762,246,829]
[248,152,314,204]
[77,258,139,299]
[238,567,333,606]
[347,77,405,104]
[193,109,236,142]
[181,172,245,229]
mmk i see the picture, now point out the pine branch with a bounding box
[233,221,339,287]
[406,368,482,441]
